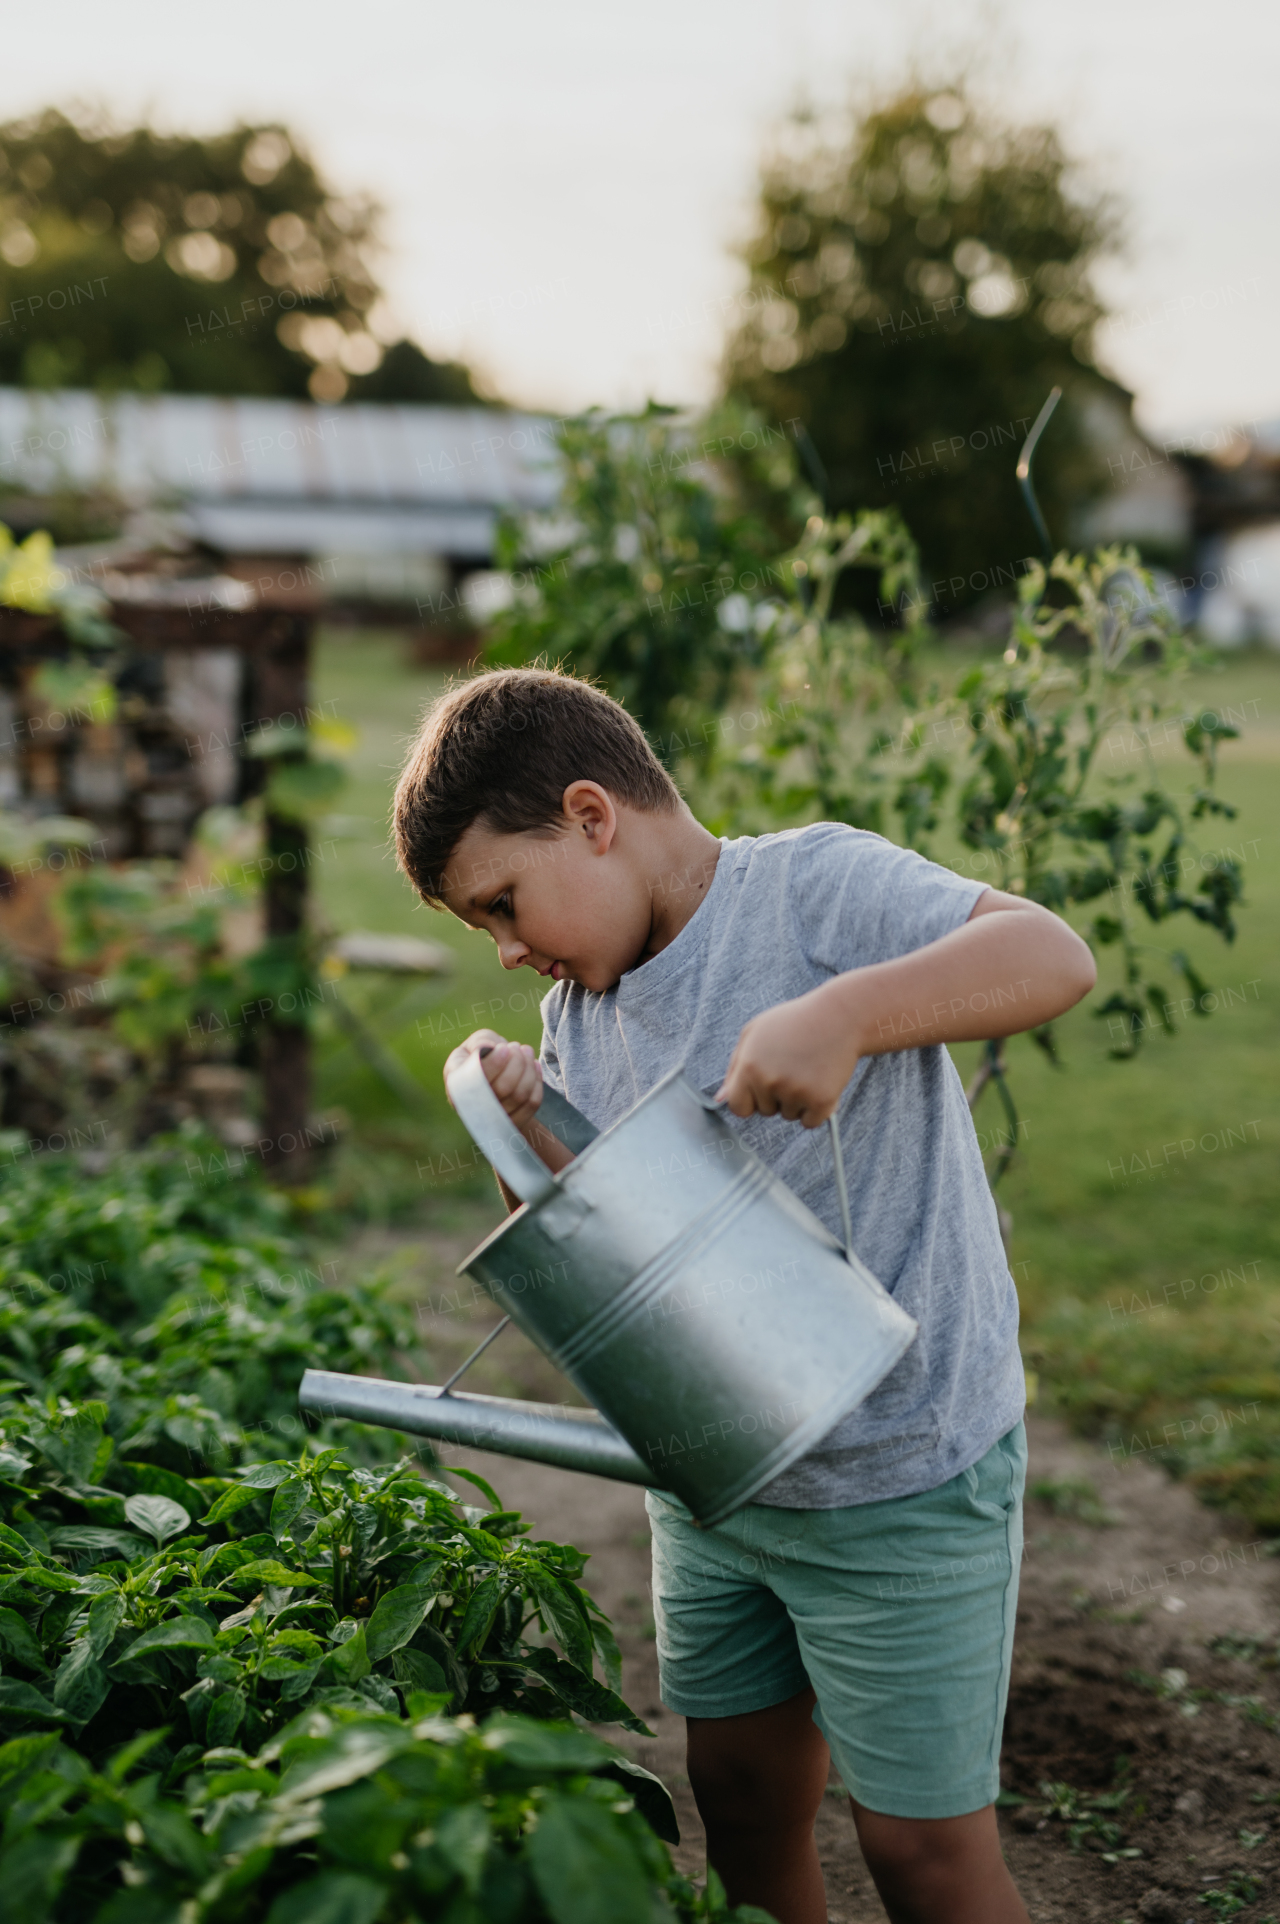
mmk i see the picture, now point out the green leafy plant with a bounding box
[0,1431,652,1756]
[27,772,349,1150]
[0,522,123,646]
[1199,1871,1262,1916]
[0,1710,768,1924]
[1124,1666,1196,1703]
[0,1412,732,1918]
[0,1140,760,1921]
[54,861,241,1068]
[51,717,354,1065]
[1121,1666,1280,1737]
[0,810,96,878]
[946,548,1241,1059]
[1028,1475,1115,1526]
[1034,1777,1135,1855]
[246,717,355,829]
[485,403,812,753]
[0,1128,410,1456]
[0,521,117,925]
[699,504,935,840]
[1207,1635,1267,1664]
[704,529,1245,1216]
[714,534,1241,1038]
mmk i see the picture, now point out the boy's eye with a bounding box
[491,892,512,918]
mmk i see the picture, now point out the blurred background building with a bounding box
[0,389,558,628]
[4,383,1279,643]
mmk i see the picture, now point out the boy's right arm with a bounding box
[443,1030,576,1210]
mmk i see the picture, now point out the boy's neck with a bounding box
[635,811,724,963]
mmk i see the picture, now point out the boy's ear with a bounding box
[561,781,618,852]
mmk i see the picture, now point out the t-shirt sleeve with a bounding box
[538,985,567,1095]
[789,823,987,974]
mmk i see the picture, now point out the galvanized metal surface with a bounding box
[441,1056,917,1525]
[298,1370,655,1487]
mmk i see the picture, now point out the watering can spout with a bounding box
[298,1369,658,1488]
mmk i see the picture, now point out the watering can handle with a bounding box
[445,1049,600,1208]
[701,1085,856,1265]
[827,1115,856,1263]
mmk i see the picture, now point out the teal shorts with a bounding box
[646,1422,1026,1821]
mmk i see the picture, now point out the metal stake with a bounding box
[1016,387,1062,560]
[437,1316,512,1397]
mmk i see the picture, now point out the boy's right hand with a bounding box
[444,1029,544,1134]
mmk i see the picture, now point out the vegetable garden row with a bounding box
[0,1135,764,1922]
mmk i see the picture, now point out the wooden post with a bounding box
[248,611,314,1181]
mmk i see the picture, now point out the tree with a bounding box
[346,336,486,406]
[0,109,482,404]
[723,84,1129,609]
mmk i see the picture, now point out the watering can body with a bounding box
[427,1054,918,1526]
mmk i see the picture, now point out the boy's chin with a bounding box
[544,939,643,993]
[570,969,620,993]
[564,958,630,994]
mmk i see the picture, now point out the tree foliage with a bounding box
[349,337,484,407]
[723,83,1127,601]
[0,109,479,404]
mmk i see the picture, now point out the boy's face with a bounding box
[441,785,653,993]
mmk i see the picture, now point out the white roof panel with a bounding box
[0,389,559,518]
[186,500,499,557]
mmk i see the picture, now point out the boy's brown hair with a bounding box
[394,667,681,903]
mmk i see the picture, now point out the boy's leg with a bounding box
[650,1429,1028,1920]
[850,1800,1030,1924]
[646,1487,824,1919]
[685,1705,1032,1924]
[765,1425,1028,1923]
[686,1687,829,1924]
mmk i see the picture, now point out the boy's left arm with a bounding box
[717,888,1096,1128]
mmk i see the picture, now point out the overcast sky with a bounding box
[3,0,1277,436]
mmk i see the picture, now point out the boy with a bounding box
[394,666,1095,1924]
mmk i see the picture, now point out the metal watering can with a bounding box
[300,1052,917,1525]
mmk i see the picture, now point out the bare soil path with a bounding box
[337,1218,1280,1922]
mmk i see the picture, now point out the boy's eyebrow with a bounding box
[469,873,510,913]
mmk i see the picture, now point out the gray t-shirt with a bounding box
[538,823,1025,1508]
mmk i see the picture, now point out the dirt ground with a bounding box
[338,1219,1280,1923]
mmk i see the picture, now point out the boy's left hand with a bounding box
[716,986,857,1128]
[715,886,1099,1127]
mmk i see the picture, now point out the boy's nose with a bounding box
[497,938,529,970]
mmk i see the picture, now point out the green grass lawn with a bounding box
[310,628,1280,1525]
[306,631,545,1213]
